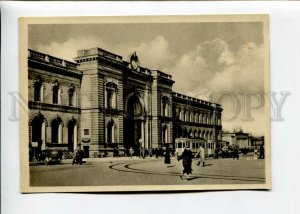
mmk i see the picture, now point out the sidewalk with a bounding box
[60,156,166,164]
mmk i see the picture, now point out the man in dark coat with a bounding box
[164,146,171,164]
[178,145,193,179]
[259,144,265,159]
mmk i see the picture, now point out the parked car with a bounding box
[220,147,234,158]
[39,149,63,165]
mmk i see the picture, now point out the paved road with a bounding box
[30,156,265,186]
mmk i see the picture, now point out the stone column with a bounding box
[41,121,46,150]
[141,121,145,148]
[46,125,51,144]
[58,124,62,144]
[74,125,78,149]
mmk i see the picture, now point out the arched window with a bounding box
[106,120,118,145]
[69,86,76,107]
[178,109,182,120]
[193,130,197,138]
[52,81,61,105]
[51,117,63,144]
[190,113,193,122]
[162,97,169,117]
[31,113,46,151]
[162,125,168,144]
[210,131,213,140]
[106,82,117,109]
[34,77,43,102]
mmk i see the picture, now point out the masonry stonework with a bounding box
[28,47,222,158]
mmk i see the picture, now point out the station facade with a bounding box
[28,47,222,157]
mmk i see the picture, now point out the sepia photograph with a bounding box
[19,15,270,192]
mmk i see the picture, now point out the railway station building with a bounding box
[28,47,223,157]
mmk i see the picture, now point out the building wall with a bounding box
[28,49,81,152]
[28,47,223,157]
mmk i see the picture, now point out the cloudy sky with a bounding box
[29,22,267,136]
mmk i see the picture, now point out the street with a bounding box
[30,156,266,186]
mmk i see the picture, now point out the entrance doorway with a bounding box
[68,119,77,151]
[31,113,46,153]
[124,95,143,152]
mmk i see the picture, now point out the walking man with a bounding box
[195,145,205,167]
[259,144,265,159]
[129,147,134,158]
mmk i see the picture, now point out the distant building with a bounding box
[28,47,222,157]
[250,136,265,148]
[222,131,251,148]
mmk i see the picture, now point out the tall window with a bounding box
[106,82,117,109]
[51,117,63,144]
[69,87,76,107]
[162,126,168,143]
[34,78,43,102]
[107,121,117,144]
[190,113,193,122]
[52,81,60,104]
[162,97,169,117]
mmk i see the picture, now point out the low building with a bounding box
[222,131,251,148]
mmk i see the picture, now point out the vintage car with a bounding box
[39,149,63,165]
[220,146,234,158]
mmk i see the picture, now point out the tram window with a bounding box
[192,143,195,149]
[178,142,182,148]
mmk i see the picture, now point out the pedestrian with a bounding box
[155,148,158,159]
[129,147,134,158]
[164,146,171,164]
[77,146,84,165]
[178,144,193,179]
[235,146,239,160]
[149,148,152,157]
[72,147,78,165]
[259,144,265,159]
[195,145,205,167]
[215,147,219,159]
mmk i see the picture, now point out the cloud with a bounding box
[32,35,106,61]
[31,35,266,136]
[167,39,266,135]
[121,36,175,71]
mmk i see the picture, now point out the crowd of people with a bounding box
[71,143,265,181]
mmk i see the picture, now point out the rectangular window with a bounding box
[84,129,89,135]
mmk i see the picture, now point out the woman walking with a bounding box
[178,144,193,179]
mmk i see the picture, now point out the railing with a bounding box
[77,47,123,61]
[172,92,216,106]
[28,49,78,69]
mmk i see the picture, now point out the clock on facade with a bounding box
[130,52,140,70]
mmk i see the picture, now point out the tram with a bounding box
[174,137,207,157]
[175,138,229,157]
